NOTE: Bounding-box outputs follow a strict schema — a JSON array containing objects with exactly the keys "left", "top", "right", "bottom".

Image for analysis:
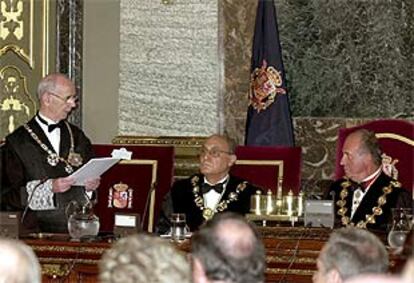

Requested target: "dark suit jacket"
[
  {"left": 327, "top": 172, "right": 412, "bottom": 231},
  {"left": 156, "top": 174, "right": 259, "bottom": 233},
  {"left": 1, "top": 117, "right": 94, "bottom": 233}
]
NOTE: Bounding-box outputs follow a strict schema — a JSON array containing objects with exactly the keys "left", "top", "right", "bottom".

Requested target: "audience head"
[
  {"left": 99, "top": 233, "right": 191, "bottom": 283},
  {"left": 345, "top": 274, "right": 402, "bottom": 283},
  {"left": 340, "top": 129, "right": 382, "bottom": 182},
  {"left": 402, "top": 257, "right": 414, "bottom": 283},
  {"left": 191, "top": 212, "right": 266, "bottom": 283},
  {"left": 313, "top": 227, "right": 388, "bottom": 283},
  {"left": 199, "top": 134, "right": 237, "bottom": 184},
  {"left": 37, "top": 73, "right": 78, "bottom": 121},
  {"left": 0, "top": 238, "right": 41, "bottom": 283}
]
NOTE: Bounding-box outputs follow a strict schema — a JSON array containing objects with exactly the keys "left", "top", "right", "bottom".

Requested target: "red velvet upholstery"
[
  {"left": 93, "top": 145, "right": 174, "bottom": 233},
  {"left": 334, "top": 119, "right": 414, "bottom": 192},
  {"left": 230, "top": 146, "right": 302, "bottom": 195}
]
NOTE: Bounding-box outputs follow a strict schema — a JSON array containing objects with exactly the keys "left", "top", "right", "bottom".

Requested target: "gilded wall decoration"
[
  {"left": 0, "top": 0, "right": 56, "bottom": 141},
  {"left": 0, "top": 0, "right": 34, "bottom": 67},
  {"left": 0, "top": 65, "right": 35, "bottom": 135}
]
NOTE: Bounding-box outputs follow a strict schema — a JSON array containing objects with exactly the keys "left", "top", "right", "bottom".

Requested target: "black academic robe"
[
  {"left": 1, "top": 117, "right": 94, "bottom": 233},
  {"left": 156, "top": 174, "right": 259, "bottom": 233},
  {"left": 327, "top": 172, "right": 412, "bottom": 231}
]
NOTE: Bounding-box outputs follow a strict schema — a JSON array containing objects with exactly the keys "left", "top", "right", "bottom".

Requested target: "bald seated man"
[
  {"left": 156, "top": 134, "right": 259, "bottom": 233},
  {"left": 326, "top": 129, "right": 411, "bottom": 231},
  {"left": 1, "top": 73, "right": 100, "bottom": 233},
  {"left": 191, "top": 212, "right": 266, "bottom": 283}
]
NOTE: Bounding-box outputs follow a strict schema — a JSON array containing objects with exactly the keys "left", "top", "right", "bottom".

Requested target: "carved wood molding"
[{"left": 112, "top": 136, "right": 208, "bottom": 179}]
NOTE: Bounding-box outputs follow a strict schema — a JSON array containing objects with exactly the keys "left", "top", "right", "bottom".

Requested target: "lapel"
[
  {"left": 223, "top": 175, "right": 237, "bottom": 198},
  {"left": 27, "top": 118, "right": 56, "bottom": 153},
  {"left": 344, "top": 185, "right": 355, "bottom": 219},
  {"left": 351, "top": 172, "right": 387, "bottom": 222},
  {"left": 59, "top": 122, "right": 71, "bottom": 158}
]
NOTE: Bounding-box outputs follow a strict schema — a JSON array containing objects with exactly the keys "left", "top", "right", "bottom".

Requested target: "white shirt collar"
[
  {"left": 204, "top": 174, "right": 229, "bottom": 186},
  {"left": 361, "top": 167, "right": 382, "bottom": 183}
]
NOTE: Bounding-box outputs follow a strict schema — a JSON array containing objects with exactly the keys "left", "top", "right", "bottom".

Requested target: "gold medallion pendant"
[
  {"left": 68, "top": 150, "right": 83, "bottom": 167},
  {"left": 202, "top": 208, "right": 214, "bottom": 220},
  {"left": 47, "top": 153, "right": 59, "bottom": 166},
  {"left": 65, "top": 164, "right": 74, "bottom": 174}
]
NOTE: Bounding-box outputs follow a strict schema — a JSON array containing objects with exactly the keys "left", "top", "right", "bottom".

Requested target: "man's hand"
[
  {"left": 84, "top": 177, "right": 101, "bottom": 192},
  {"left": 52, "top": 176, "right": 75, "bottom": 193}
]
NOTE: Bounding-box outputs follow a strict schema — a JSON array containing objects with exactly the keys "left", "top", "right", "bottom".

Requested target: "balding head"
[
  {"left": 0, "top": 238, "right": 41, "bottom": 283},
  {"left": 191, "top": 212, "right": 265, "bottom": 283},
  {"left": 37, "top": 73, "right": 77, "bottom": 121},
  {"left": 214, "top": 217, "right": 256, "bottom": 259},
  {"left": 313, "top": 227, "right": 388, "bottom": 283}
]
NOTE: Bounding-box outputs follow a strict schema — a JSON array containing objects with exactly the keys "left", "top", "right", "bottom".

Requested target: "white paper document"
[{"left": 70, "top": 157, "right": 120, "bottom": 186}]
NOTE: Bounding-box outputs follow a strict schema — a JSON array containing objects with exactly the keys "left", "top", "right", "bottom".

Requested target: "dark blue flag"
[{"left": 245, "top": 0, "right": 294, "bottom": 146}]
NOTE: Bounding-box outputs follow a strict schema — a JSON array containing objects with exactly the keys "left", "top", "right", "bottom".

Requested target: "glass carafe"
[
  {"left": 66, "top": 201, "right": 100, "bottom": 240},
  {"left": 387, "top": 208, "right": 411, "bottom": 250}
]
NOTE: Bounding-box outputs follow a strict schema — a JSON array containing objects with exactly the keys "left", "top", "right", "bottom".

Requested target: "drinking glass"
[
  {"left": 170, "top": 213, "right": 187, "bottom": 242},
  {"left": 387, "top": 208, "right": 411, "bottom": 250}
]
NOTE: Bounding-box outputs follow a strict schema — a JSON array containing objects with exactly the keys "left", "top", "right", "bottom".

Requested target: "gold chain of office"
[
  {"left": 336, "top": 178, "right": 398, "bottom": 228},
  {"left": 190, "top": 175, "right": 247, "bottom": 221},
  {"left": 23, "top": 122, "right": 83, "bottom": 173}
]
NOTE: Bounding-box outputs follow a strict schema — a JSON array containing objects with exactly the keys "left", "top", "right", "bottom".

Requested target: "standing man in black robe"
[
  {"left": 326, "top": 129, "right": 411, "bottom": 231},
  {"left": 1, "top": 73, "right": 100, "bottom": 233},
  {"left": 157, "top": 134, "right": 259, "bottom": 233}
]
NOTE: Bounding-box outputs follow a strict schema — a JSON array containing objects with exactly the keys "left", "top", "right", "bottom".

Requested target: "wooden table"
[{"left": 24, "top": 227, "right": 407, "bottom": 283}]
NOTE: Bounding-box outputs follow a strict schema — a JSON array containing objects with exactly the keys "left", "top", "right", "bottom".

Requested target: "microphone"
[
  {"left": 21, "top": 177, "right": 49, "bottom": 224},
  {"left": 141, "top": 182, "right": 157, "bottom": 231},
  {"left": 329, "top": 190, "right": 336, "bottom": 200}
]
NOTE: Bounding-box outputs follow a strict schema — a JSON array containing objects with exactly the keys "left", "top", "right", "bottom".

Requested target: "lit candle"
[
  {"left": 298, "top": 191, "right": 304, "bottom": 216},
  {"left": 266, "top": 190, "right": 274, "bottom": 215},
  {"left": 287, "top": 190, "right": 293, "bottom": 216}
]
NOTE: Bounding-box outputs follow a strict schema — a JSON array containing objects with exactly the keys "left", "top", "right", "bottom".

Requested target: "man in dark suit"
[
  {"left": 326, "top": 129, "right": 411, "bottom": 231},
  {"left": 1, "top": 73, "right": 100, "bottom": 233},
  {"left": 157, "top": 134, "right": 259, "bottom": 233}
]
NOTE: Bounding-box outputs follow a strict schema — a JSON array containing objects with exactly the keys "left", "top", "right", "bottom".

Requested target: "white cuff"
[{"left": 26, "top": 179, "right": 56, "bottom": 210}]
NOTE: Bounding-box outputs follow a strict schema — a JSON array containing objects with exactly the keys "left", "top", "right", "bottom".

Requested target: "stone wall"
[
  {"left": 118, "top": 0, "right": 413, "bottom": 193},
  {"left": 119, "top": 0, "right": 220, "bottom": 136}
]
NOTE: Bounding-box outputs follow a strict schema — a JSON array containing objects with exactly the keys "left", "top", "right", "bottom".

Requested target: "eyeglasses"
[
  {"left": 48, "top": 91, "right": 78, "bottom": 103},
  {"left": 199, "top": 147, "right": 232, "bottom": 158}
]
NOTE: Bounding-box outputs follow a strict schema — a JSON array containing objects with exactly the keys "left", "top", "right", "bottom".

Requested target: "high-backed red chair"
[
  {"left": 335, "top": 119, "right": 414, "bottom": 193},
  {"left": 93, "top": 145, "right": 174, "bottom": 233},
  {"left": 230, "top": 146, "right": 302, "bottom": 195}
]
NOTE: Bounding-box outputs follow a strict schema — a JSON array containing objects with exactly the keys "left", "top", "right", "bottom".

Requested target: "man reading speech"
[{"left": 1, "top": 73, "right": 100, "bottom": 233}]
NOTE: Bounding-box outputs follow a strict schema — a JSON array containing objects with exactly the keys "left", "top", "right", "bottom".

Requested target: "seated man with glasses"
[
  {"left": 1, "top": 73, "right": 100, "bottom": 233},
  {"left": 156, "top": 134, "right": 259, "bottom": 233}
]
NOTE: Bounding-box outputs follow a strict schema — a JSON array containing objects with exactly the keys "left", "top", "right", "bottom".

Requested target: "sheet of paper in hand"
[{"left": 70, "top": 157, "right": 120, "bottom": 186}]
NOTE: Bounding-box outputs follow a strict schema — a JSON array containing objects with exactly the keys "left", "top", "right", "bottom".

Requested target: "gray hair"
[
  {"left": 99, "top": 234, "right": 191, "bottom": 283},
  {"left": 192, "top": 212, "right": 266, "bottom": 283},
  {"left": 37, "top": 73, "right": 72, "bottom": 99},
  {"left": 350, "top": 129, "right": 382, "bottom": 166},
  {"left": 207, "top": 134, "right": 237, "bottom": 154},
  {"left": 319, "top": 227, "right": 388, "bottom": 281},
  {"left": 0, "top": 238, "right": 41, "bottom": 283}
]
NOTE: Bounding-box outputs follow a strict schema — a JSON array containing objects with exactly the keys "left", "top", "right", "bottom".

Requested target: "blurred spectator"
[
  {"left": 191, "top": 212, "right": 266, "bottom": 283},
  {"left": 0, "top": 238, "right": 41, "bottom": 283},
  {"left": 313, "top": 227, "right": 388, "bottom": 283},
  {"left": 99, "top": 233, "right": 191, "bottom": 283}
]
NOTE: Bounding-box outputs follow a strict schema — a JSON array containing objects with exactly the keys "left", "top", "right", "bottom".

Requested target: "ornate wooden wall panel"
[{"left": 0, "top": 0, "right": 56, "bottom": 141}]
